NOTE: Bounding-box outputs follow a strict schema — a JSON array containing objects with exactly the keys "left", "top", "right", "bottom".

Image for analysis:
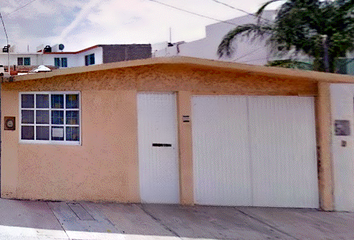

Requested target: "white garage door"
[
  {"left": 138, "top": 93, "right": 179, "bottom": 204},
  {"left": 192, "top": 95, "right": 319, "bottom": 208}
]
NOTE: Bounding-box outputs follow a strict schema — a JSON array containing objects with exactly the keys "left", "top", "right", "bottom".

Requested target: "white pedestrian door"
[
  {"left": 137, "top": 93, "right": 179, "bottom": 204},
  {"left": 192, "top": 95, "right": 318, "bottom": 208}
]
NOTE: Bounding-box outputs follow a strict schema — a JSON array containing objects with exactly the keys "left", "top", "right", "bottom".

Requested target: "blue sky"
[{"left": 0, "top": 0, "right": 280, "bottom": 52}]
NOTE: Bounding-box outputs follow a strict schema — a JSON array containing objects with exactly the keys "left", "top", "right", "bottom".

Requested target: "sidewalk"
[{"left": 0, "top": 198, "right": 353, "bottom": 239}]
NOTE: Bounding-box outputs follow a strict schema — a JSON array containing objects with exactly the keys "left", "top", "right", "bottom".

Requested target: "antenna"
[{"left": 169, "top": 27, "right": 172, "bottom": 43}]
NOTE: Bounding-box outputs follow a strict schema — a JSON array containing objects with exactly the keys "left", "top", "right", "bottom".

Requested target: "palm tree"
[{"left": 218, "top": 0, "right": 354, "bottom": 73}]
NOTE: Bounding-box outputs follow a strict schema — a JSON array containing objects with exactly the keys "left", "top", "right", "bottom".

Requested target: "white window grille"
[{"left": 20, "top": 92, "right": 80, "bottom": 145}]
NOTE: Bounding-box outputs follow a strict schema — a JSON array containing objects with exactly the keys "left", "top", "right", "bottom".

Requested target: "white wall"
[
  {"left": 76, "top": 47, "right": 103, "bottom": 66},
  {"left": 42, "top": 47, "right": 103, "bottom": 68},
  {"left": 41, "top": 54, "right": 77, "bottom": 68},
  {"left": 154, "top": 11, "right": 275, "bottom": 65},
  {"left": 0, "top": 47, "right": 103, "bottom": 69},
  {"left": 330, "top": 83, "right": 354, "bottom": 211},
  {"left": 0, "top": 53, "right": 41, "bottom": 67}
]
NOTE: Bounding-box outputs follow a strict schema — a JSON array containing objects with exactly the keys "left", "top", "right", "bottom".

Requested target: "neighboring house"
[
  {"left": 0, "top": 44, "right": 151, "bottom": 74},
  {"left": 153, "top": 11, "right": 279, "bottom": 65},
  {"left": 1, "top": 56, "right": 354, "bottom": 211},
  {"left": 153, "top": 11, "right": 354, "bottom": 75}
]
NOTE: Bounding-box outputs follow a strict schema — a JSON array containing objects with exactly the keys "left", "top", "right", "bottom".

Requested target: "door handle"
[{"left": 152, "top": 143, "right": 172, "bottom": 147}]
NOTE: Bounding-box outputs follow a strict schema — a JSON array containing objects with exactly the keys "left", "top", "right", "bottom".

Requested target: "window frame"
[
  {"left": 85, "top": 53, "right": 95, "bottom": 66},
  {"left": 19, "top": 91, "right": 81, "bottom": 145},
  {"left": 54, "top": 57, "right": 68, "bottom": 68},
  {"left": 61, "top": 57, "right": 68, "bottom": 68},
  {"left": 54, "top": 58, "right": 60, "bottom": 67},
  {"left": 24, "top": 57, "right": 31, "bottom": 66},
  {"left": 18, "top": 57, "right": 31, "bottom": 66},
  {"left": 17, "top": 57, "right": 23, "bottom": 66}
]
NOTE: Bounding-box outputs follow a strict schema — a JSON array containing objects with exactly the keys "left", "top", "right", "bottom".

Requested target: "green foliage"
[
  {"left": 266, "top": 59, "right": 313, "bottom": 69},
  {"left": 218, "top": 0, "right": 354, "bottom": 72},
  {"left": 218, "top": 24, "right": 272, "bottom": 57}
]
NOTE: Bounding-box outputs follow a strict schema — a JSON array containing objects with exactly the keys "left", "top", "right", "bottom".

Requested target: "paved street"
[{"left": 0, "top": 198, "right": 353, "bottom": 239}]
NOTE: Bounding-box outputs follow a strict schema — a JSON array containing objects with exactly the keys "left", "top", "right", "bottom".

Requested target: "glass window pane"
[
  {"left": 66, "top": 94, "right": 79, "bottom": 109},
  {"left": 36, "top": 110, "right": 49, "bottom": 124},
  {"left": 36, "top": 126, "right": 49, "bottom": 140},
  {"left": 51, "top": 126, "right": 64, "bottom": 141},
  {"left": 36, "top": 94, "right": 49, "bottom": 108},
  {"left": 22, "top": 110, "right": 34, "bottom": 124},
  {"left": 90, "top": 54, "right": 95, "bottom": 65},
  {"left": 54, "top": 58, "right": 60, "bottom": 67},
  {"left": 21, "top": 126, "right": 34, "bottom": 140},
  {"left": 21, "top": 94, "right": 34, "bottom": 108},
  {"left": 24, "top": 57, "right": 31, "bottom": 66},
  {"left": 66, "top": 111, "right": 79, "bottom": 125},
  {"left": 85, "top": 55, "right": 89, "bottom": 66},
  {"left": 61, "top": 58, "right": 67, "bottom": 67},
  {"left": 18, "top": 57, "right": 23, "bottom": 66},
  {"left": 51, "top": 94, "right": 63, "bottom": 109},
  {"left": 66, "top": 127, "right": 79, "bottom": 141},
  {"left": 51, "top": 111, "right": 64, "bottom": 124}
]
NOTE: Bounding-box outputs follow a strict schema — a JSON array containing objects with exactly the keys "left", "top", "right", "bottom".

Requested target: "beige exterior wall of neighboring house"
[{"left": 2, "top": 57, "right": 354, "bottom": 210}]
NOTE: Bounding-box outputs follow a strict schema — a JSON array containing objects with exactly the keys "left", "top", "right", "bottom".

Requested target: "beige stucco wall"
[
  {"left": 2, "top": 87, "right": 139, "bottom": 202},
  {"left": 2, "top": 64, "right": 318, "bottom": 95},
  {"left": 1, "top": 63, "right": 323, "bottom": 204}
]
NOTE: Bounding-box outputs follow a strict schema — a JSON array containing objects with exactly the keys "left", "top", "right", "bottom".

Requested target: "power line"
[
  {"left": 6, "top": 0, "right": 38, "bottom": 16},
  {"left": 148, "top": 0, "right": 273, "bottom": 62},
  {"left": 211, "top": 0, "right": 271, "bottom": 23},
  {"left": 209, "top": 0, "right": 273, "bottom": 62},
  {"left": 211, "top": 0, "right": 257, "bottom": 18},
  {"left": 148, "top": 0, "right": 238, "bottom": 26},
  {"left": 232, "top": 46, "right": 264, "bottom": 61},
  {"left": 0, "top": 13, "right": 9, "bottom": 44}
]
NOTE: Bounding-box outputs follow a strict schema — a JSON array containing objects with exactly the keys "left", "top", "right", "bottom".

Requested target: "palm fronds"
[
  {"left": 217, "top": 24, "right": 272, "bottom": 57},
  {"left": 218, "top": 0, "right": 354, "bottom": 72}
]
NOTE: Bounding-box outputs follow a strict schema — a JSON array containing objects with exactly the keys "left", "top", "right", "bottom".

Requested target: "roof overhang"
[
  {"left": 7, "top": 56, "right": 354, "bottom": 84},
  {"left": 42, "top": 45, "right": 100, "bottom": 55}
]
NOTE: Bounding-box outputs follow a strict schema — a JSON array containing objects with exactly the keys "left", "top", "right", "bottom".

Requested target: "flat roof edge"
[{"left": 7, "top": 56, "right": 354, "bottom": 83}]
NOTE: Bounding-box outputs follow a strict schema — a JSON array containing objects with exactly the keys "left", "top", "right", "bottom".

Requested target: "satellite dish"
[{"left": 59, "top": 44, "right": 65, "bottom": 51}]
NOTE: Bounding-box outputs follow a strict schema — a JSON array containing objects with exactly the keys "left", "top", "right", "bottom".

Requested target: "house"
[
  {"left": 153, "top": 11, "right": 283, "bottom": 65},
  {"left": 0, "top": 44, "right": 151, "bottom": 74},
  {"left": 1, "top": 56, "right": 354, "bottom": 211},
  {"left": 153, "top": 11, "right": 354, "bottom": 75}
]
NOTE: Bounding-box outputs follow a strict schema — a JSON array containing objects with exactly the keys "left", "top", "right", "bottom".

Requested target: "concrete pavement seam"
[
  {"left": 138, "top": 204, "right": 181, "bottom": 239},
  {"left": 46, "top": 202, "right": 71, "bottom": 240},
  {"left": 236, "top": 208, "right": 299, "bottom": 240}
]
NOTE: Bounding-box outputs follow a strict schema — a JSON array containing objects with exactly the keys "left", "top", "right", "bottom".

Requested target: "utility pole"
[{"left": 322, "top": 35, "right": 330, "bottom": 73}]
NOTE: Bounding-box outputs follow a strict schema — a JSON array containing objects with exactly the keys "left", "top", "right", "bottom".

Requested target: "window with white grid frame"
[{"left": 20, "top": 92, "right": 80, "bottom": 144}]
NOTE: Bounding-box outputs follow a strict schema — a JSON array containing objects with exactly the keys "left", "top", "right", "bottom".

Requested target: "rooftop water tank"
[{"left": 44, "top": 45, "right": 52, "bottom": 53}]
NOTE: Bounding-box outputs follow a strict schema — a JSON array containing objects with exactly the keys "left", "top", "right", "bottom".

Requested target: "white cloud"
[
  {"left": 54, "top": 0, "right": 106, "bottom": 43},
  {"left": 0, "top": 0, "right": 282, "bottom": 52}
]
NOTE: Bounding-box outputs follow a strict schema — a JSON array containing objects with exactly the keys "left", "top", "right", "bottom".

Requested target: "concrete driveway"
[{"left": 0, "top": 199, "right": 353, "bottom": 240}]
